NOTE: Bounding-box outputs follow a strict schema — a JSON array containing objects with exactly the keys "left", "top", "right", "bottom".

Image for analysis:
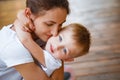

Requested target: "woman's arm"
[
  {"left": 51, "top": 61, "right": 64, "bottom": 80},
  {"left": 14, "top": 62, "right": 51, "bottom": 80},
  {"left": 14, "top": 62, "right": 64, "bottom": 80}
]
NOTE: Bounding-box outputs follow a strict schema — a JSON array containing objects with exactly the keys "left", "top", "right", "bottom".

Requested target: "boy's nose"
[{"left": 54, "top": 45, "right": 63, "bottom": 51}]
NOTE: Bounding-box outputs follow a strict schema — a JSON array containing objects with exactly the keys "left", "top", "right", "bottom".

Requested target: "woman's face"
[{"left": 31, "top": 8, "right": 67, "bottom": 42}]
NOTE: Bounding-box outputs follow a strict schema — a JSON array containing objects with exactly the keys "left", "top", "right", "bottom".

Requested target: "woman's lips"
[{"left": 47, "top": 35, "right": 52, "bottom": 39}]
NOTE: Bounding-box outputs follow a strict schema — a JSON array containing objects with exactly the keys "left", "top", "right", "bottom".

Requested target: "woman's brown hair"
[{"left": 26, "top": 0, "right": 70, "bottom": 15}]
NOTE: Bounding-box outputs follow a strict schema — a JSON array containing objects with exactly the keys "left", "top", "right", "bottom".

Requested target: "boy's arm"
[
  {"left": 14, "top": 20, "right": 64, "bottom": 80},
  {"left": 22, "top": 38, "right": 46, "bottom": 66},
  {"left": 14, "top": 19, "right": 45, "bottom": 66}
]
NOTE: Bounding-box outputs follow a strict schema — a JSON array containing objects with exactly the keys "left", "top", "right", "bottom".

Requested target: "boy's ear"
[
  {"left": 24, "top": 8, "right": 31, "bottom": 19},
  {"left": 64, "top": 58, "right": 74, "bottom": 62}
]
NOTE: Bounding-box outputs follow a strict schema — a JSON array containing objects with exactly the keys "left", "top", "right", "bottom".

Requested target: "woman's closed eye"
[
  {"left": 46, "top": 23, "right": 54, "bottom": 26},
  {"left": 45, "top": 22, "right": 54, "bottom": 26}
]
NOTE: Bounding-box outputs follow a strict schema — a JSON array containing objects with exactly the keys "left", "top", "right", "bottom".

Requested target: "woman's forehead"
[{"left": 38, "top": 8, "right": 67, "bottom": 22}]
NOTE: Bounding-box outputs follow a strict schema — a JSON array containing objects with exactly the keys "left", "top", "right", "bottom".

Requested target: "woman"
[{"left": 0, "top": 0, "right": 70, "bottom": 80}]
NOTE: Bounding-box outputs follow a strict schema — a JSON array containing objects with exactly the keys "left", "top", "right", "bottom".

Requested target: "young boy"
[{"left": 15, "top": 21, "right": 91, "bottom": 77}]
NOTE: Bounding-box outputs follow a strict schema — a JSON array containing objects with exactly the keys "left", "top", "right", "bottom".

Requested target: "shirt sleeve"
[{"left": 41, "top": 50, "right": 62, "bottom": 77}]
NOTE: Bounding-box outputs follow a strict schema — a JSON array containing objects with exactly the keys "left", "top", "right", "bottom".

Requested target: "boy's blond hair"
[{"left": 63, "top": 23, "right": 91, "bottom": 58}]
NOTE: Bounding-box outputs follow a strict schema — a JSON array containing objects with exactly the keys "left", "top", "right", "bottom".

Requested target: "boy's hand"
[
  {"left": 17, "top": 10, "right": 35, "bottom": 32},
  {"left": 14, "top": 19, "right": 33, "bottom": 43}
]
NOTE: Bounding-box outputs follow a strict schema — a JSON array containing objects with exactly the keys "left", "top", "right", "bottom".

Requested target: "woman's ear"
[{"left": 24, "top": 8, "right": 31, "bottom": 19}]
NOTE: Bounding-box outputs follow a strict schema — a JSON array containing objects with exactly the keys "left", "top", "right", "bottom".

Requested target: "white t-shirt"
[
  {"left": 0, "top": 24, "right": 61, "bottom": 79},
  {"left": 42, "top": 50, "right": 62, "bottom": 76},
  {"left": 0, "top": 24, "right": 34, "bottom": 80}
]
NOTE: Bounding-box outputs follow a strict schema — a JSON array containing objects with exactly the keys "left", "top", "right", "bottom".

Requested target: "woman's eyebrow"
[{"left": 47, "top": 21, "right": 56, "bottom": 23}]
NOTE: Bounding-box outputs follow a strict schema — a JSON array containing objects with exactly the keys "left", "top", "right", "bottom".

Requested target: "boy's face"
[{"left": 45, "top": 28, "right": 82, "bottom": 61}]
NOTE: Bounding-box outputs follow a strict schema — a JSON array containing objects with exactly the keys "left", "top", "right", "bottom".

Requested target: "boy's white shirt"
[{"left": 41, "top": 50, "right": 62, "bottom": 76}]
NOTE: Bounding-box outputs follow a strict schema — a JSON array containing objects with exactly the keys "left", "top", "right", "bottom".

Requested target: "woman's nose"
[
  {"left": 52, "top": 30, "right": 57, "bottom": 36},
  {"left": 51, "top": 26, "right": 59, "bottom": 36}
]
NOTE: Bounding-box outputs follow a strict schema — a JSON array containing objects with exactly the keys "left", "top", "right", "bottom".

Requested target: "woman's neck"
[{"left": 31, "top": 33, "right": 39, "bottom": 40}]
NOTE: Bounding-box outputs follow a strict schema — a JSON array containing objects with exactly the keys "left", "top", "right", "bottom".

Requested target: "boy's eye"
[
  {"left": 59, "top": 35, "right": 62, "bottom": 42},
  {"left": 63, "top": 48, "right": 67, "bottom": 54}
]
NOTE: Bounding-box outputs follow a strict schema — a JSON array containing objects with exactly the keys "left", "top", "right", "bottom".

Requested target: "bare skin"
[{"left": 14, "top": 62, "right": 64, "bottom": 80}]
